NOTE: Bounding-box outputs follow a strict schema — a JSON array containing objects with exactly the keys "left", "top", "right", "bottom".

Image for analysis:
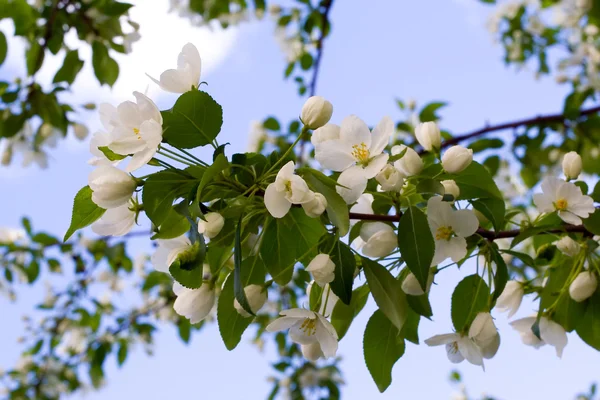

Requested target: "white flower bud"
[
  {"left": 1, "top": 146, "right": 12, "bottom": 166},
  {"left": 73, "top": 123, "right": 89, "bottom": 140},
  {"left": 302, "top": 192, "right": 327, "bottom": 218},
  {"left": 301, "top": 96, "right": 333, "bottom": 129},
  {"left": 401, "top": 270, "right": 434, "bottom": 296},
  {"left": 198, "top": 212, "right": 225, "bottom": 239},
  {"left": 441, "top": 179, "right": 460, "bottom": 200},
  {"left": 234, "top": 284, "right": 268, "bottom": 317},
  {"left": 562, "top": 151, "right": 582, "bottom": 180},
  {"left": 415, "top": 122, "right": 441, "bottom": 152},
  {"left": 301, "top": 342, "right": 324, "bottom": 362},
  {"left": 441, "top": 145, "right": 473, "bottom": 174},
  {"left": 392, "top": 144, "right": 423, "bottom": 176},
  {"left": 359, "top": 222, "right": 397, "bottom": 257},
  {"left": 88, "top": 165, "right": 137, "bottom": 209},
  {"left": 555, "top": 236, "right": 581, "bottom": 257},
  {"left": 39, "top": 123, "right": 54, "bottom": 138},
  {"left": 569, "top": 271, "right": 598, "bottom": 302},
  {"left": 306, "top": 254, "right": 335, "bottom": 287},
  {"left": 375, "top": 164, "right": 404, "bottom": 192},
  {"left": 311, "top": 123, "right": 340, "bottom": 146}
]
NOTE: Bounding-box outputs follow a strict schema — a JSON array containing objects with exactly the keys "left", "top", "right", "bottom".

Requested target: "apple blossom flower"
[
  {"left": 234, "top": 284, "right": 268, "bottom": 317},
  {"left": 442, "top": 146, "right": 473, "bottom": 174},
  {"left": 306, "top": 254, "right": 336, "bottom": 287},
  {"left": 427, "top": 196, "right": 478, "bottom": 266},
  {"left": 264, "top": 161, "right": 314, "bottom": 218},
  {"left": 147, "top": 43, "right": 201, "bottom": 93},
  {"left": 375, "top": 164, "right": 404, "bottom": 192},
  {"left": 311, "top": 124, "right": 340, "bottom": 146},
  {"left": 198, "top": 212, "right": 225, "bottom": 239},
  {"left": 88, "top": 165, "right": 137, "bottom": 209},
  {"left": 302, "top": 192, "right": 327, "bottom": 218},
  {"left": 266, "top": 308, "right": 338, "bottom": 358},
  {"left": 533, "top": 177, "right": 595, "bottom": 225},
  {"left": 391, "top": 144, "right": 423, "bottom": 176},
  {"left": 569, "top": 271, "right": 598, "bottom": 302},
  {"left": 359, "top": 222, "right": 397, "bottom": 258},
  {"left": 301, "top": 96, "right": 333, "bottom": 129},
  {"left": 104, "top": 92, "right": 163, "bottom": 172},
  {"left": 401, "top": 269, "right": 435, "bottom": 296},
  {"left": 495, "top": 280, "right": 524, "bottom": 318},
  {"left": 173, "top": 282, "right": 215, "bottom": 323},
  {"left": 91, "top": 200, "right": 136, "bottom": 236},
  {"left": 415, "top": 122, "right": 441, "bottom": 152},
  {"left": 510, "top": 316, "right": 567, "bottom": 357},
  {"left": 88, "top": 131, "right": 116, "bottom": 166},
  {"left": 151, "top": 235, "right": 193, "bottom": 273},
  {"left": 301, "top": 342, "right": 325, "bottom": 362},
  {"left": 562, "top": 151, "right": 582, "bottom": 179},
  {"left": 314, "top": 115, "right": 392, "bottom": 204},
  {"left": 555, "top": 236, "right": 581, "bottom": 257},
  {"left": 442, "top": 180, "right": 460, "bottom": 200}
]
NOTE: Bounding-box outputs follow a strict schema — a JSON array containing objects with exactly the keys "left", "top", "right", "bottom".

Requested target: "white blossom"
[
  {"left": 306, "top": 254, "right": 336, "bottom": 287},
  {"left": 151, "top": 235, "right": 192, "bottom": 273},
  {"left": 495, "top": 280, "right": 524, "bottom": 318},
  {"left": 173, "top": 282, "right": 215, "bottom": 323},
  {"left": 88, "top": 131, "right": 116, "bottom": 166},
  {"left": 147, "top": 43, "right": 201, "bottom": 93},
  {"left": 302, "top": 192, "right": 327, "bottom": 218},
  {"left": 533, "top": 177, "right": 595, "bottom": 225},
  {"left": 427, "top": 196, "right": 478, "bottom": 266},
  {"left": 511, "top": 316, "right": 567, "bottom": 357},
  {"left": 266, "top": 308, "right": 338, "bottom": 358},
  {"left": 91, "top": 200, "right": 136, "bottom": 236},
  {"left": 234, "top": 284, "right": 268, "bottom": 317},
  {"left": 264, "top": 161, "right": 314, "bottom": 218},
  {"left": 301, "top": 96, "right": 333, "bottom": 129},
  {"left": 442, "top": 180, "right": 460, "bottom": 200},
  {"left": 375, "top": 164, "right": 404, "bottom": 192},
  {"left": 442, "top": 146, "right": 473, "bottom": 174},
  {"left": 311, "top": 124, "right": 340, "bottom": 146},
  {"left": 359, "top": 222, "right": 397, "bottom": 258},
  {"left": 88, "top": 165, "right": 137, "bottom": 209},
  {"left": 569, "top": 271, "right": 598, "bottom": 302},
  {"left": 401, "top": 269, "right": 434, "bottom": 296},
  {"left": 415, "top": 122, "right": 441, "bottom": 152},
  {"left": 562, "top": 151, "right": 583, "bottom": 179},
  {"left": 198, "top": 212, "right": 225, "bottom": 239},
  {"left": 555, "top": 236, "right": 581, "bottom": 257},
  {"left": 391, "top": 144, "right": 423, "bottom": 176}
]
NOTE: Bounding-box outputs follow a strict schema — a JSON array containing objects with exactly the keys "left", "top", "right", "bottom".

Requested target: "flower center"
[
  {"left": 435, "top": 226, "right": 454, "bottom": 241},
  {"left": 448, "top": 341, "right": 459, "bottom": 355},
  {"left": 300, "top": 318, "right": 317, "bottom": 336},
  {"left": 284, "top": 180, "right": 292, "bottom": 193},
  {"left": 351, "top": 142, "right": 370, "bottom": 163},
  {"left": 133, "top": 127, "right": 142, "bottom": 140},
  {"left": 555, "top": 198, "right": 568, "bottom": 211}
]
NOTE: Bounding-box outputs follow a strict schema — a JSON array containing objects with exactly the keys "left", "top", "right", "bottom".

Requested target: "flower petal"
[
  {"left": 369, "top": 116, "right": 393, "bottom": 156},
  {"left": 425, "top": 333, "right": 460, "bottom": 346},
  {"left": 315, "top": 140, "right": 355, "bottom": 171},
  {"left": 339, "top": 115, "right": 371, "bottom": 148},
  {"left": 264, "top": 183, "right": 291, "bottom": 218},
  {"left": 337, "top": 166, "right": 368, "bottom": 204},
  {"left": 451, "top": 209, "right": 479, "bottom": 238},
  {"left": 266, "top": 316, "right": 300, "bottom": 333}
]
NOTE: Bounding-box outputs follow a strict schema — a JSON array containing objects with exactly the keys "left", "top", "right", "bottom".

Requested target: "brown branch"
[{"left": 308, "top": 0, "right": 334, "bottom": 97}]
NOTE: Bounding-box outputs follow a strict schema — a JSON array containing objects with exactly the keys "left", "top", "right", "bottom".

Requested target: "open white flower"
[
  {"left": 151, "top": 235, "right": 193, "bottom": 273},
  {"left": 198, "top": 212, "right": 225, "bottom": 239},
  {"left": 392, "top": 144, "right": 423, "bottom": 176},
  {"left": 314, "top": 115, "right": 392, "bottom": 204},
  {"left": 234, "top": 284, "right": 268, "bottom": 317},
  {"left": 359, "top": 222, "right": 397, "bottom": 257},
  {"left": 173, "top": 282, "right": 215, "bottom": 324},
  {"left": 555, "top": 236, "right": 581, "bottom": 257},
  {"left": 147, "top": 43, "right": 201, "bottom": 93},
  {"left": 402, "top": 269, "right": 435, "bottom": 296},
  {"left": 510, "top": 316, "right": 567, "bottom": 357},
  {"left": 266, "top": 308, "right": 338, "bottom": 358},
  {"left": 91, "top": 200, "right": 136, "bottom": 236},
  {"left": 495, "top": 280, "right": 524, "bottom": 318},
  {"left": 569, "top": 271, "right": 598, "bottom": 302},
  {"left": 306, "top": 254, "right": 336, "bottom": 287},
  {"left": 311, "top": 124, "right": 340, "bottom": 146},
  {"left": 264, "top": 161, "right": 314, "bottom": 218},
  {"left": 427, "top": 196, "right": 478, "bottom": 266},
  {"left": 103, "top": 92, "right": 163, "bottom": 172},
  {"left": 88, "top": 165, "right": 137, "bottom": 209},
  {"left": 533, "top": 177, "right": 595, "bottom": 225}
]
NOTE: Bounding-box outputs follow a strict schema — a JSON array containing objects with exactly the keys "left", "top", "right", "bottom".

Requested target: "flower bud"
[
  {"left": 441, "top": 179, "right": 460, "bottom": 200},
  {"left": 301, "top": 96, "right": 333, "bottom": 129},
  {"left": 360, "top": 222, "right": 397, "bottom": 258},
  {"left": 441, "top": 145, "right": 473, "bottom": 174},
  {"left": 375, "top": 164, "right": 404, "bottom": 192},
  {"left": 555, "top": 236, "right": 580, "bottom": 257},
  {"left": 306, "top": 253, "right": 335, "bottom": 287},
  {"left": 562, "top": 151, "right": 582, "bottom": 180},
  {"left": 198, "top": 212, "right": 225, "bottom": 239},
  {"left": 234, "top": 284, "right": 268, "bottom": 317},
  {"left": 569, "top": 271, "right": 598, "bottom": 302},
  {"left": 392, "top": 145, "right": 423, "bottom": 176},
  {"left": 1, "top": 146, "right": 12, "bottom": 166},
  {"left": 415, "top": 122, "right": 441, "bottom": 152},
  {"left": 39, "top": 123, "right": 55, "bottom": 138},
  {"left": 73, "top": 123, "right": 89, "bottom": 140},
  {"left": 401, "top": 270, "right": 434, "bottom": 296},
  {"left": 302, "top": 192, "right": 327, "bottom": 218},
  {"left": 301, "top": 342, "right": 324, "bottom": 362},
  {"left": 311, "top": 123, "right": 340, "bottom": 146},
  {"left": 88, "top": 165, "right": 137, "bottom": 209}
]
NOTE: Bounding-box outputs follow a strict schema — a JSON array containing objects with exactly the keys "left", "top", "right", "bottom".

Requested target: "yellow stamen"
[
  {"left": 300, "top": 318, "right": 317, "bottom": 336},
  {"left": 351, "top": 142, "right": 370, "bottom": 162},
  {"left": 436, "top": 226, "right": 453, "bottom": 241},
  {"left": 133, "top": 127, "right": 141, "bottom": 140},
  {"left": 555, "top": 198, "right": 568, "bottom": 211}
]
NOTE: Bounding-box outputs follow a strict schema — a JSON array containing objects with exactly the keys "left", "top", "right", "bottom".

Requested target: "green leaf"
[
  {"left": 362, "top": 258, "right": 408, "bottom": 331},
  {"left": 541, "top": 260, "right": 586, "bottom": 332},
  {"left": 217, "top": 256, "right": 266, "bottom": 349},
  {"left": 151, "top": 207, "right": 190, "bottom": 239},
  {"left": 233, "top": 216, "right": 253, "bottom": 316},
  {"left": 363, "top": 310, "right": 405, "bottom": 393},
  {"left": 142, "top": 170, "right": 196, "bottom": 226},
  {"left": 591, "top": 181, "right": 600, "bottom": 203},
  {"left": 263, "top": 117, "right": 280, "bottom": 131},
  {"left": 331, "top": 284, "right": 370, "bottom": 339},
  {"left": 397, "top": 206, "right": 434, "bottom": 290},
  {"left": 162, "top": 90, "right": 223, "bottom": 148},
  {"left": 489, "top": 246, "right": 508, "bottom": 303},
  {"left": 169, "top": 241, "right": 205, "bottom": 289},
  {"left": 304, "top": 171, "right": 350, "bottom": 236},
  {"left": 451, "top": 274, "right": 489, "bottom": 332},
  {"left": 418, "top": 101, "right": 447, "bottom": 122},
  {"left": 400, "top": 307, "right": 421, "bottom": 344},
  {"left": 406, "top": 293, "right": 433, "bottom": 318},
  {"left": 416, "top": 179, "right": 444, "bottom": 195},
  {"left": 196, "top": 153, "right": 228, "bottom": 202},
  {"left": 320, "top": 237, "right": 356, "bottom": 305},
  {"left": 472, "top": 198, "right": 505, "bottom": 232},
  {"left": 468, "top": 138, "right": 503, "bottom": 154},
  {"left": 97, "top": 146, "right": 126, "bottom": 161},
  {"left": 117, "top": 342, "right": 128, "bottom": 366},
  {"left": 576, "top": 290, "right": 600, "bottom": 350},
  {"left": 453, "top": 161, "right": 502, "bottom": 200},
  {"left": 0, "top": 31, "right": 7, "bottom": 66},
  {"left": 53, "top": 50, "right": 84, "bottom": 85},
  {"left": 64, "top": 186, "right": 106, "bottom": 241},
  {"left": 26, "top": 40, "right": 44, "bottom": 76},
  {"left": 584, "top": 209, "right": 600, "bottom": 236},
  {"left": 92, "top": 42, "right": 119, "bottom": 86}
]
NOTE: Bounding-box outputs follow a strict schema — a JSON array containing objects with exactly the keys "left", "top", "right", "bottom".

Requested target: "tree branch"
[{"left": 308, "top": 0, "right": 334, "bottom": 97}]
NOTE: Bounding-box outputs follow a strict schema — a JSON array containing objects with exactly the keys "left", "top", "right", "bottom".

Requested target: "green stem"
[
  {"left": 261, "top": 128, "right": 306, "bottom": 179},
  {"left": 174, "top": 146, "right": 209, "bottom": 167},
  {"left": 158, "top": 148, "right": 196, "bottom": 167}
]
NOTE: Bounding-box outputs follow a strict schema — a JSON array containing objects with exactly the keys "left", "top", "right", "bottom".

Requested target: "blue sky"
[{"left": 1, "top": 0, "right": 599, "bottom": 398}]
